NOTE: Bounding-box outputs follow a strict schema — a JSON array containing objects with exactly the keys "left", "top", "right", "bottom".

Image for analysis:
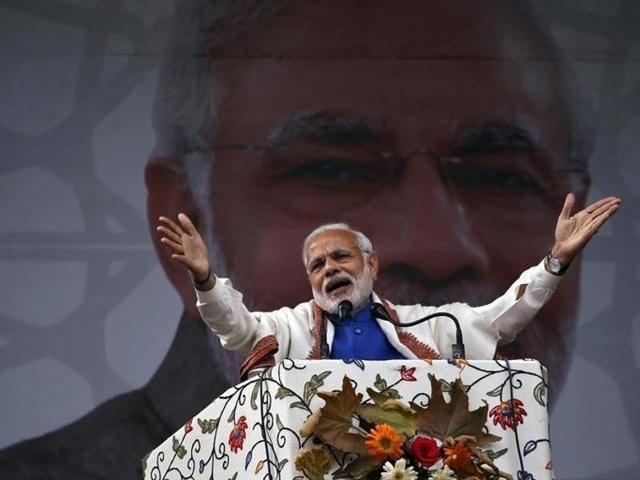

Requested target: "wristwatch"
[{"left": 545, "top": 251, "right": 569, "bottom": 275}]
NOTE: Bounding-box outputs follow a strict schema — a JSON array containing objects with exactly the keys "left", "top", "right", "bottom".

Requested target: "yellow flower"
[{"left": 364, "top": 423, "right": 404, "bottom": 461}]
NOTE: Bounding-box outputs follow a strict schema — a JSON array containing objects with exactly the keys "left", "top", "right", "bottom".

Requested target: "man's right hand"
[{"left": 157, "top": 213, "right": 213, "bottom": 288}]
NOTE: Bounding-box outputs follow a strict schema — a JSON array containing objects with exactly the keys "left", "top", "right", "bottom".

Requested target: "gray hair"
[{"left": 302, "top": 223, "right": 373, "bottom": 267}]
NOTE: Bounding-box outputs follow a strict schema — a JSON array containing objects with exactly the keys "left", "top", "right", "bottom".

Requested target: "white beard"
[{"left": 312, "top": 264, "right": 374, "bottom": 314}]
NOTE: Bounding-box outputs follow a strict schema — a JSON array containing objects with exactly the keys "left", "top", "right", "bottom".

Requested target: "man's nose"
[
  {"left": 368, "top": 158, "right": 489, "bottom": 280},
  {"left": 322, "top": 258, "right": 341, "bottom": 277}
]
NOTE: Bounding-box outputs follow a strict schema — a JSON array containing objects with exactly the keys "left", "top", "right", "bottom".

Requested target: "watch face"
[{"left": 550, "top": 257, "right": 562, "bottom": 273}]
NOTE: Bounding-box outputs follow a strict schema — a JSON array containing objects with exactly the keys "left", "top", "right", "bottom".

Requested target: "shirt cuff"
[
  {"left": 195, "top": 276, "right": 226, "bottom": 305},
  {"left": 531, "top": 258, "right": 563, "bottom": 291}
]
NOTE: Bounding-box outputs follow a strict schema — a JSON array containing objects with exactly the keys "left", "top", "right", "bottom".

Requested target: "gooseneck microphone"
[
  {"left": 338, "top": 300, "right": 353, "bottom": 322},
  {"left": 370, "top": 302, "right": 466, "bottom": 359},
  {"left": 320, "top": 300, "right": 354, "bottom": 359}
]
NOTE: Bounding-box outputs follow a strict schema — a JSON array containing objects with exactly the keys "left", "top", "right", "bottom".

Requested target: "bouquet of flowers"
[{"left": 295, "top": 374, "right": 512, "bottom": 480}]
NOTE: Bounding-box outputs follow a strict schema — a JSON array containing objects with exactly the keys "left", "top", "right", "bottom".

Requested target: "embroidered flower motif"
[
  {"left": 400, "top": 365, "right": 417, "bottom": 381},
  {"left": 228, "top": 415, "right": 248, "bottom": 453},
  {"left": 517, "top": 470, "right": 535, "bottom": 480},
  {"left": 409, "top": 435, "right": 440, "bottom": 468},
  {"left": 430, "top": 466, "right": 456, "bottom": 480},
  {"left": 184, "top": 418, "right": 193, "bottom": 434},
  {"left": 443, "top": 441, "right": 473, "bottom": 471},
  {"left": 489, "top": 398, "right": 527, "bottom": 430},
  {"left": 364, "top": 423, "right": 404, "bottom": 461},
  {"left": 380, "top": 458, "right": 418, "bottom": 480}
]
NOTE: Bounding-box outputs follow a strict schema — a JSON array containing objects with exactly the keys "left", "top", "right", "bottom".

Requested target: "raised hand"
[
  {"left": 157, "top": 213, "right": 211, "bottom": 283},
  {"left": 553, "top": 193, "right": 621, "bottom": 264}
]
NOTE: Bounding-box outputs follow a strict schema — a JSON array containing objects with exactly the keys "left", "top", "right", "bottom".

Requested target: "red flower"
[
  {"left": 228, "top": 416, "right": 248, "bottom": 453},
  {"left": 489, "top": 399, "right": 527, "bottom": 430},
  {"left": 400, "top": 365, "right": 417, "bottom": 382},
  {"left": 184, "top": 418, "right": 193, "bottom": 434},
  {"left": 410, "top": 436, "right": 440, "bottom": 468}
]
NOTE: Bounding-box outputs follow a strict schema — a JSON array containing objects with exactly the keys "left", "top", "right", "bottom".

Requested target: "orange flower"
[
  {"left": 364, "top": 423, "right": 404, "bottom": 461},
  {"left": 443, "top": 442, "right": 473, "bottom": 471}
]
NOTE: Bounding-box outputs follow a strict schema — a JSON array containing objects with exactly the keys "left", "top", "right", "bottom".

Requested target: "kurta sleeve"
[
  {"left": 195, "top": 277, "right": 262, "bottom": 355},
  {"left": 473, "top": 259, "right": 562, "bottom": 345}
]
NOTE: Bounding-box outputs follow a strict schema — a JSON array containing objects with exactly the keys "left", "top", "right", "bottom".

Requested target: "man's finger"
[
  {"left": 178, "top": 213, "right": 198, "bottom": 236},
  {"left": 160, "top": 236, "right": 184, "bottom": 254},
  {"left": 559, "top": 193, "right": 575, "bottom": 220},
  {"left": 157, "top": 225, "right": 182, "bottom": 243},
  {"left": 158, "top": 216, "right": 185, "bottom": 235},
  {"left": 584, "top": 196, "right": 618, "bottom": 214},
  {"left": 584, "top": 204, "right": 619, "bottom": 230},
  {"left": 588, "top": 199, "right": 620, "bottom": 218}
]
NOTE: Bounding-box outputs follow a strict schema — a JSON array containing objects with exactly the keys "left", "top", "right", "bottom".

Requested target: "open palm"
[
  {"left": 554, "top": 193, "right": 621, "bottom": 263},
  {"left": 157, "top": 213, "right": 210, "bottom": 281}
]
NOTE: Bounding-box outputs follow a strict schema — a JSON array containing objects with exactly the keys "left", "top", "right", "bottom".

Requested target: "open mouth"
[{"left": 325, "top": 277, "right": 352, "bottom": 295}]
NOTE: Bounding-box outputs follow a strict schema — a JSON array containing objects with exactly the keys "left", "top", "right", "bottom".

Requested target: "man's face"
[
  {"left": 306, "top": 230, "right": 378, "bottom": 313},
  {"left": 202, "top": 0, "right": 588, "bottom": 398}
]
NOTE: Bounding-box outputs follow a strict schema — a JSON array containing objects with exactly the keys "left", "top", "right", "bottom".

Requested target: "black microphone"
[
  {"left": 370, "top": 302, "right": 466, "bottom": 359},
  {"left": 338, "top": 300, "right": 353, "bottom": 322}
]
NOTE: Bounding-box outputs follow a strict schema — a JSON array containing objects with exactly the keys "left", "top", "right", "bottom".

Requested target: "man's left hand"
[{"left": 552, "top": 193, "right": 622, "bottom": 265}]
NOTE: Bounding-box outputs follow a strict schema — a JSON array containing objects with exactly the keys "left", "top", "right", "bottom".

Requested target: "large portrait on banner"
[{"left": 0, "top": 1, "right": 638, "bottom": 479}]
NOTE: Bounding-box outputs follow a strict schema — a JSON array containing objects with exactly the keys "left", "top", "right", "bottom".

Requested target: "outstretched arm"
[
  {"left": 156, "top": 213, "right": 215, "bottom": 290},
  {"left": 477, "top": 193, "right": 621, "bottom": 344}
]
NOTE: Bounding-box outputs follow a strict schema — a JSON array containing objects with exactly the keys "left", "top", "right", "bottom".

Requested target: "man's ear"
[
  {"left": 368, "top": 251, "right": 380, "bottom": 281},
  {"left": 145, "top": 156, "right": 203, "bottom": 318}
]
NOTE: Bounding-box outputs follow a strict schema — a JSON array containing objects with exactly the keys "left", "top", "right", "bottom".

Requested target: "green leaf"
[
  {"left": 198, "top": 418, "right": 219, "bottom": 434},
  {"left": 276, "top": 414, "right": 284, "bottom": 431},
  {"left": 277, "top": 458, "right": 288, "bottom": 472},
  {"left": 172, "top": 437, "right": 187, "bottom": 460},
  {"left": 412, "top": 374, "right": 500, "bottom": 446},
  {"left": 486, "top": 447, "right": 508, "bottom": 460},
  {"left": 250, "top": 380, "right": 261, "bottom": 410},
  {"left": 303, "top": 371, "right": 333, "bottom": 403},
  {"left": 534, "top": 381, "right": 547, "bottom": 407},
  {"left": 386, "top": 388, "right": 401, "bottom": 399},
  {"left": 485, "top": 384, "right": 503, "bottom": 397},
  {"left": 439, "top": 379, "right": 452, "bottom": 393},
  {"left": 373, "top": 373, "right": 388, "bottom": 392},
  {"left": 275, "top": 387, "right": 294, "bottom": 399},
  {"left": 290, "top": 401, "right": 308, "bottom": 410},
  {"left": 358, "top": 388, "right": 417, "bottom": 436}
]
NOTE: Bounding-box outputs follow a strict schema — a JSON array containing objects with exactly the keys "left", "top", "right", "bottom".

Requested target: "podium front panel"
[{"left": 143, "top": 359, "right": 552, "bottom": 479}]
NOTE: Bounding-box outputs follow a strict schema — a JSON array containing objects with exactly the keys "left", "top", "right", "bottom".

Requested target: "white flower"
[
  {"left": 430, "top": 466, "right": 456, "bottom": 480},
  {"left": 380, "top": 458, "right": 418, "bottom": 480}
]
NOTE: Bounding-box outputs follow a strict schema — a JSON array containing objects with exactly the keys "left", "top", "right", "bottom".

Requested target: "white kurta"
[{"left": 196, "top": 259, "right": 561, "bottom": 367}]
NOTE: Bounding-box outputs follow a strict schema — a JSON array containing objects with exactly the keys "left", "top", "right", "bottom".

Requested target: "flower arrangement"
[{"left": 295, "top": 374, "right": 513, "bottom": 480}]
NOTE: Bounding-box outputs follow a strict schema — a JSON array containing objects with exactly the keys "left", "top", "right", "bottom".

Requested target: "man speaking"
[{"left": 158, "top": 193, "right": 620, "bottom": 376}]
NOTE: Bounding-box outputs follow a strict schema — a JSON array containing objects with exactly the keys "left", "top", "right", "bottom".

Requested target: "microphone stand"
[
  {"left": 370, "top": 303, "right": 466, "bottom": 359},
  {"left": 320, "top": 300, "right": 353, "bottom": 359}
]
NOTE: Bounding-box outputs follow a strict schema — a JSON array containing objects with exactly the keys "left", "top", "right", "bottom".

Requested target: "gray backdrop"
[{"left": 1, "top": 1, "right": 639, "bottom": 479}]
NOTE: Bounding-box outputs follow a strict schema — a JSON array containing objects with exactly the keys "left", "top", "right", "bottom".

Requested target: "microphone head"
[
  {"left": 370, "top": 302, "right": 391, "bottom": 321},
  {"left": 338, "top": 300, "right": 353, "bottom": 320}
]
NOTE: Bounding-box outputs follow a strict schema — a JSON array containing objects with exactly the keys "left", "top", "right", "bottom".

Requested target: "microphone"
[
  {"left": 321, "top": 300, "right": 353, "bottom": 359},
  {"left": 338, "top": 300, "right": 353, "bottom": 322},
  {"left": 370, "top": 302, "right": 466, "bottom": 359}
]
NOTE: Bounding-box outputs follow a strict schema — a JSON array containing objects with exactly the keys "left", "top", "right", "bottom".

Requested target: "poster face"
[{"left": 0, "top": 1, "right": 638, "bottom": 478}]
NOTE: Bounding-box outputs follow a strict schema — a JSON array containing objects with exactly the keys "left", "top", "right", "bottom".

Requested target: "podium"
[{"left": 142, "top": 359, "right": 553, "bottom": 479}]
